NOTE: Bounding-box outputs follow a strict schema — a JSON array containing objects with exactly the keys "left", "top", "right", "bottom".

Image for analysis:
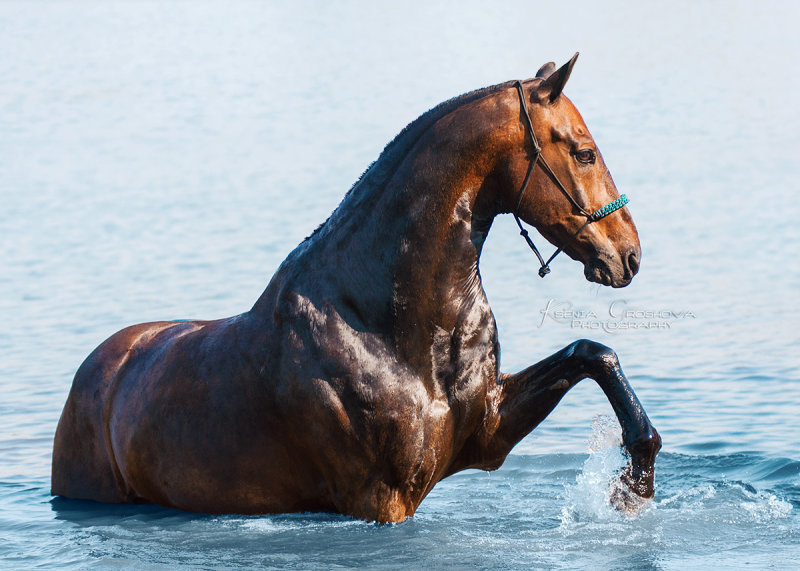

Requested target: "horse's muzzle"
[{"left": 584, "top": 245, "right": 640, "bottom": 288}]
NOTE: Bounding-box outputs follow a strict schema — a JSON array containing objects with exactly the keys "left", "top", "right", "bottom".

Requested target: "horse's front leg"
[{"left": 479, "top": 339, "right": 661, "bottom": 510}]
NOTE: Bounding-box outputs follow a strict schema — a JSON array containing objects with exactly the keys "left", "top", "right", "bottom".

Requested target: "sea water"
[{"left": 1, "top": 1, "right": 798, "bottom": 568}]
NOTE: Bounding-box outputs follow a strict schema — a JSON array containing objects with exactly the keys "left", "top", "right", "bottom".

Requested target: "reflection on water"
[{"left": 1, "top": 0, "right": 798, "bottom": 568}]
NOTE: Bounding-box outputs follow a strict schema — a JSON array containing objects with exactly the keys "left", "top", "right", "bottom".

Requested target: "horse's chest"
[
  {"left": 358, "top": 323, "right": 498, "bottom": 475},
  {"left": 280, "top": 293, "right": 498, "bottom": 481}
]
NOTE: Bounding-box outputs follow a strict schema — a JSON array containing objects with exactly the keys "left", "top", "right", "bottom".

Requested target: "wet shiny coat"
[{"left": 52, "top": 56, "right": 660, "bottom": 522}]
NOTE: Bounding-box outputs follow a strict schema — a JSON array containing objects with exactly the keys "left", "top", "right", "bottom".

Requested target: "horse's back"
[{"left": 51, "top": 320, "right": 197, "bottom": 502}]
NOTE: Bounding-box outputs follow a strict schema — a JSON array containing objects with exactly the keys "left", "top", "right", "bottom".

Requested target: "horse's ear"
[
  {"left": 535, "top": 62, "right": 556, "bottom": 78},
  {"left": 534, "top": 52, "right": 579, "bottom": 104}
]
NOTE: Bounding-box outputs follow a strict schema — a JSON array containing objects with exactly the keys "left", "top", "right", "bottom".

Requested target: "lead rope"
[{"left": 511, "top": 80, "right": 629, "bottom": 278}]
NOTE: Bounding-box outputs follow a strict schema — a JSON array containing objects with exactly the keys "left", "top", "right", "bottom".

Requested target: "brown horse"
[{"left": 52, "top": 54, "right": 660, "bottom": 523}]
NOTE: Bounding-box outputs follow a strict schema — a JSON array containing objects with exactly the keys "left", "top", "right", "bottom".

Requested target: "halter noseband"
[{"left": 512, "top": 80, "right": 629, "bottom": 278}]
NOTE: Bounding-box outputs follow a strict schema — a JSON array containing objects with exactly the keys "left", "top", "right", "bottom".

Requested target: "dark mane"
[{"left": 304, "top": 79, "right": 519, "bottom": 241}]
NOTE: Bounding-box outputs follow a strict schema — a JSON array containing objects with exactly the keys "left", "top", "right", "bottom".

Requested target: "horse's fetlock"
[
  {"left": 626, "top": 427, "right": 661, "bottom": 467},
  {"left": 642, "top": 428, "right": 662, "bottom": 454}
]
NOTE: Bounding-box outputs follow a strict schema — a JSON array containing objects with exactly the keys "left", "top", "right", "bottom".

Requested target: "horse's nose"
[{"left": 626, "top": 248, "right": 641, "bottom": 277}]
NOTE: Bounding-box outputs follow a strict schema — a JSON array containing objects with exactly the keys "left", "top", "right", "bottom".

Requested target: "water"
[{"left": 1, "top": 1, "right": 798, "bottom": 568}]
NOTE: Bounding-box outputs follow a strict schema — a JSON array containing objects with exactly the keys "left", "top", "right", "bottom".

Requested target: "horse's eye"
[{"left": 575, "top": 149, "right": 596, "bottom": 164}]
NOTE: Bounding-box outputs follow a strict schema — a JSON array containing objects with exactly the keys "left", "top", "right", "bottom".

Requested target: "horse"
[{"left": 52, "top": 53, "right": 661, "bottom": 523}]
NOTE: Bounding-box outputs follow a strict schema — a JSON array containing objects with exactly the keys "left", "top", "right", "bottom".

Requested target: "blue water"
[{"left": 1, "top": 1, "right": 799, "bottom": 568}]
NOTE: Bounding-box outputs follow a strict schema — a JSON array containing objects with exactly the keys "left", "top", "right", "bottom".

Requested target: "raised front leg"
[{"left": 458, "top": 339, "right": 661, "bottom": 510}]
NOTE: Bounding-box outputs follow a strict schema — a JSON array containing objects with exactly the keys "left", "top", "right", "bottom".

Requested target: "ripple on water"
[{"left": 2, "top": 2, "right": 800, "bottom": 568}]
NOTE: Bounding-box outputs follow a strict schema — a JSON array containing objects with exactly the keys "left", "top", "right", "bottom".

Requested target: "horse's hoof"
[
  {"left": 609, "top": 478, "right": 652, "bottom": 515},
  {"left": 609, "top": 462, "right": 655, "bottom": 516}
]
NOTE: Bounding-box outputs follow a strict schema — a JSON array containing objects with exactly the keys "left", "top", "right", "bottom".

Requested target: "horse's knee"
[{"left": 570, "top": 339, "right": 620, "bottom": 374}]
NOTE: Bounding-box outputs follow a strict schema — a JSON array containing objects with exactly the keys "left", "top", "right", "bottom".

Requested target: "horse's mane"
[{"left": 304, "top": 79, "right": 519, "bottom": 241}]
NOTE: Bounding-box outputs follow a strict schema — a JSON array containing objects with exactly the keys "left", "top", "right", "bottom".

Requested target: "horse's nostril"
[{"left": 627, "top": 250, "right": 640, "bottom": 275}]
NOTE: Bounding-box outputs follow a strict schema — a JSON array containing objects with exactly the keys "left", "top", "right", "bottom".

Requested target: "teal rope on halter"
[{"left": 591, "top": 194, "right": 629, "bottom": 221}]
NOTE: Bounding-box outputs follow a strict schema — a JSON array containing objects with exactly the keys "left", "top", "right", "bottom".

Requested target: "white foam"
[{"left": 560, "top": 415, "right": 629, "bottom": 525}]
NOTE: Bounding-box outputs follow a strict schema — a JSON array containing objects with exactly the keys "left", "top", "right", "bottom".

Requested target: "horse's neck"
[
  {"left": 255, "top": 90, "right": 517, "bottom": 358},
  {"left": 388, "top": 138, "right": 500, "bottom": 334}
]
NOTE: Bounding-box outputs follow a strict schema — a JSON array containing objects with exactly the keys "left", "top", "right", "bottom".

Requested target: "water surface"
[{"left": 1, "top": 1, "right": 798, "bottom": 568}]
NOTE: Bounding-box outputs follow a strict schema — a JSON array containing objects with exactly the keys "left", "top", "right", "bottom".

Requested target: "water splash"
[
  {"left": 558, "top": 414, "right": 653, "bottom": 526},
  {"left": 587, "top": 414, "right": 622, "bottom": 454},
  {"left": 557, "top": 419, "right": 795, "bottom": 554}
]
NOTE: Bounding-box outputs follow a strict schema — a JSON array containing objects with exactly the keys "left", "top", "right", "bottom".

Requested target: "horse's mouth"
[{"left": 584, "top": 263, "right": 633, "bottom": 288}]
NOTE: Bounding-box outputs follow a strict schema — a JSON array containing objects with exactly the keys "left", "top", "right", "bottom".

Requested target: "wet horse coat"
[{"left": 52, "top": 55, "right": 660, "bottom": 523}]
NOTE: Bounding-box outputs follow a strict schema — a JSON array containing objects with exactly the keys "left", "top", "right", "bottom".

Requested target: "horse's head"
[{"left": 510, "top": 54, "right": 640, "bottom": 288}]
